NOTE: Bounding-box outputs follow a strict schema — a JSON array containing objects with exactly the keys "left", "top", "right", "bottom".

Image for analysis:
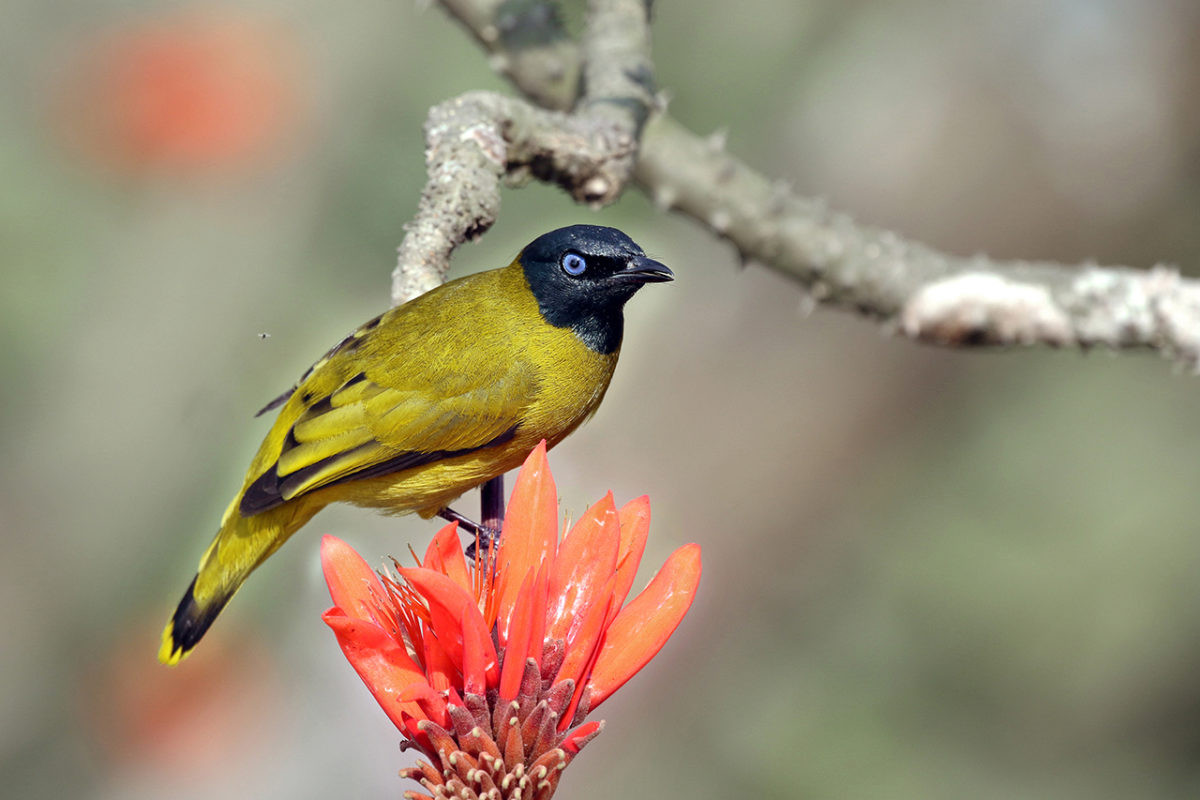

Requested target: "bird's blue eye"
[{"left": 561, "top": 252, "right": 587, "bottom": 276}]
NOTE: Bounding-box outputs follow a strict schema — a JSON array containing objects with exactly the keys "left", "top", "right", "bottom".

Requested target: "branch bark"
[
  {"left": 391, "top": 0, "right": 654, "bottom": 304},
  {"left": 420, "top": 0, "right": 1200, "bottom": 370},
  {"left": 390, "top": 91, "right": 639, "bottom": 303}
]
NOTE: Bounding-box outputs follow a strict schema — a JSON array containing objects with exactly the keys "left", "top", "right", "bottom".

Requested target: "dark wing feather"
[
  {"left": 239, "top": 366, "right": 533, "bottom": 516},
  {"left": 255, "top": 386, "right": 295, "bottom": 417},
  {"left": 254, "top": 311, "right": 387, "bottom": 418}
]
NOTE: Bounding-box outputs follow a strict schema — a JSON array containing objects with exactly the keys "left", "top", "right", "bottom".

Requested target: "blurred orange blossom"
[{"left": 52, "top": 9, "right": 302, "bottom": 174}]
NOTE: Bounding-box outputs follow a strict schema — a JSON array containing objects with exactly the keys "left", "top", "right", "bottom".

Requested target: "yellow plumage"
[{"left": 160, "top": 225, "right": 670, "bottom": 665}]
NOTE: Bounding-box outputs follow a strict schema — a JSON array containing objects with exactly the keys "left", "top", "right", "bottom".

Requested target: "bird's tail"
[
  {"left": 158, "top": 499, "right": 319, "bottom": 665},
  {"left": 158, "top": 571, "right": 226, "bottom": 666}
]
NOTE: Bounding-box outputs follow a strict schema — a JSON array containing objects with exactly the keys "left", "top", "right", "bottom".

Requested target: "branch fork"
[{"left": 391, "top": 0, "right": 655, "bottom": 304}]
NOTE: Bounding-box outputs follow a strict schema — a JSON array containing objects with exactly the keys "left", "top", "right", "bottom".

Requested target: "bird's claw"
[{"left": 437, "top": 507, "right": 500, "bottom": 562}]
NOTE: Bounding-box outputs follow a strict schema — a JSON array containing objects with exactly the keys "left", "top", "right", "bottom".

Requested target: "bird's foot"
[{"left": 438, "top": 507, "right": 500, "bottom": 561}]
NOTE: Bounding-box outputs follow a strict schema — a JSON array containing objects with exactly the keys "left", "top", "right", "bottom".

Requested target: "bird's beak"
[{"left": 617, "top": 255, "right": 674, "bottom": 284}]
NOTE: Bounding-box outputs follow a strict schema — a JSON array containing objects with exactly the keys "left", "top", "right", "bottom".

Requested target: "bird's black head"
[{"left": 518, "top": 225, "right": 672, "bottom": 354}]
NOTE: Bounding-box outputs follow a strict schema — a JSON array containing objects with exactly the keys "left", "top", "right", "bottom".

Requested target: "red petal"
[
  {"left": 554, "top": 574, "right": 616, "bottom": 729},
  {"left": 321, "top": 535, "right": 389, "bottom": 627},
  {"left": 527, "top": 561, "right": 549, "bottom": 670},
  {"left": 586, "top": 544, "right": 702, "bottom": 708},
  {"left": 322, "top": 609, "right": 439, "bottom": 730},
  {"left": 471, "top": 608, "right": 500, "bottom": 689},
  {"left": 494, "top": 442, "right": 558, "bottom": 644},
  {"left": 608, "top": 496, "right": 651, "bottom": 624},
  {"left": 546, "top": 493, "right": 620, "bottom": 644},
  {"left": 423, "top": 521, "right": 471, "bottom": 592},
  {"left": 498, "top": 573, "right": 535, "bottom": 701},
  {"left": 562, "top": 720, "right": 603, "bottom": 755},
  {"left": 401, "top": 567, "right": 498, "bottom": 689},
  {"left": 421, "top": 625, "right": 458, "bottom": 694},
  {"left": 397, "top": 681, "right": 452, "bottom": 730},
  {"left": 460, "top": 605, "right": 487, "bottom": 696}
]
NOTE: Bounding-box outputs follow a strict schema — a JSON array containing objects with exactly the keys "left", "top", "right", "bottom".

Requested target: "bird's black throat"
[
  {"left": 517, "top": 224, "right": 663, "bottom": 355},
  {"left": 540, "top": 301, "right": 625, "bottom": 355}
]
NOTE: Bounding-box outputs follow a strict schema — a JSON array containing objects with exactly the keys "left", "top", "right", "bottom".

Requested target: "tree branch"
[
  {"left": 391, "top": 0, "right": 654, "bottom": 304},
  {"left": 390, "top": 91, "right": 635, "bottom": 302},
  {"left": 637, "top": 114, "right": 1200, "bottom": 364},
  {"left": 439, "top": 0, "right": 581, "bottom": 111},
  {"left": 428, "top": 0, "right": 1200, "bottom": 370}
]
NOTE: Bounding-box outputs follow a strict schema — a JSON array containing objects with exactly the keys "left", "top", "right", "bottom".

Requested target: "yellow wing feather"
[
  {"left": 266, "top": 371, "right": 535, "bottom": 504},
  {"left": 234, "top": 268, "right": 551, "bottom": 514}
]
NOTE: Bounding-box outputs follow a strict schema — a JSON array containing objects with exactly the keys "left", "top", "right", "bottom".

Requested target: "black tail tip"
[{"left": 158, "top": 577, "right": 224, "bottom": 666}]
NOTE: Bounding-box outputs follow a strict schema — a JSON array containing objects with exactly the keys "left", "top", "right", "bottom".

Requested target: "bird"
[{"left": 159, "top": 224, "right": 672, "bottom": 665}]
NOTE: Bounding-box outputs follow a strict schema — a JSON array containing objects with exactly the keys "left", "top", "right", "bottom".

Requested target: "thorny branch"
[{"left": 393, "top": 0, "right": 1200, "bottom": 370}]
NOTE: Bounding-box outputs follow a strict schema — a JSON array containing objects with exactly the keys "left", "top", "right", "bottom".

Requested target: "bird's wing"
[{"left": 238, "top": 362, "right": 534, "bottom": 516}]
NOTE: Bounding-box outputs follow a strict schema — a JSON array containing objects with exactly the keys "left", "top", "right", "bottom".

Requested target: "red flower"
[{"left": 321, "top": 442, "right": 701, "bottom": 799}]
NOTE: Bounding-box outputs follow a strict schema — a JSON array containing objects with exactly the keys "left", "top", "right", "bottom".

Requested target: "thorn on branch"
[
  {"left": 488, "top": 52, "right": 511, "bottom": 74},
  {"left": 652, "top": 185, "right": 676, "bottom": 211},
  {"left": 705, "top": 127, "right": 728, "bottom": 154},
  {"left": 708, "top": 209, "right": 731, "bottom": 234}
]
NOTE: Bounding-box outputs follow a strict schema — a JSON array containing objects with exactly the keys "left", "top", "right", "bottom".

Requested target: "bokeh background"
[{"left": 5, "top": 1, "right": 1200, "bottom": 798}]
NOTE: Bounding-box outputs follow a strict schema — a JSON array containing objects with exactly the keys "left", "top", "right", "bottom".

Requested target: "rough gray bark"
[
  {"left": 391, "top": 0, "right": 653, "bottom": 303},
  {"left": 389, "top": 0, "right": 1200, "bottom": 370}
]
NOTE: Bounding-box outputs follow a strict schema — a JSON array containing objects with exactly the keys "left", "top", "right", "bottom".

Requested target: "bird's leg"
[
  {"left": 466, "top": 474, "right": 505, "bottom": 563},
  {"left": 439, "top": 474, "right": 504, "bottom": 562},
  {"left": 437, "top": 507, "right": 490, "bottom": 539}
]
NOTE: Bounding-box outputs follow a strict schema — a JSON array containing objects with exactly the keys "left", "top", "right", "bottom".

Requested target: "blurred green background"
[{"left": 5, "top": 1, "right": 1200, "bottom": 798}]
